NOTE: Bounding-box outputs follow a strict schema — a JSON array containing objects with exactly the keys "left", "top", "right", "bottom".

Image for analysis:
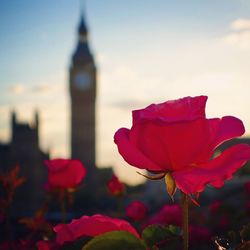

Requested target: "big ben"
[{"left": 69, "top": 15, "right": 96, "bottom": 179}]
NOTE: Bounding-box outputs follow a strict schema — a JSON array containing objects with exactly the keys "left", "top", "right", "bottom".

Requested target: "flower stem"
[{"left": 181, "top": 192, "right": 189, "bottom": 250}]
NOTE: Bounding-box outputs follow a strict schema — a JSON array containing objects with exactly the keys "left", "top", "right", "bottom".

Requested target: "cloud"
[
  {"left": 8, "top": 70, "right": 66, "bottom": 98},
  {"left": 31, "top": 85, "right": 50, "bottom": 94},
  {"left": 223, "top": 18, "right": 250, "bottom": 49},
  {"left": 31, "top": 70, "right": 66, "bottom": 96},
  {"left": 109, "top": 99, "right": 149, "bottom": 111},
  {"left": 223, "top": 30, "right": 250, "bottom": 49},
  {"left": 9, "top": 84, "right": 26, "bottom": 95},
  {"left": 12, "top": 83, "right": 65, "bottom": 97},
  {"left": 231, "top": 18, "right": 250, "bottom": 30}
]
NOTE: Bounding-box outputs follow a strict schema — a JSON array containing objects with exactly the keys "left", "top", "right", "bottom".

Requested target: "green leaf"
[
  {"left": 61, "top": 237, "right": 91, "bottom": 250},
  {"left": 82, "top": 231, "right": 146, "bottom": 250},
  {"left": 142, "top": 224, "right": 181, "bottom": 249}
]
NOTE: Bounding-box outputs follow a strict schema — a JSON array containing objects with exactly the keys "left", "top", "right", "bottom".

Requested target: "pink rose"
[
  {"left": 189, "top": 225, "right": 211, "bottom": 245},
  {"left": 54, "top": 214, "right": 140, "bottom": 245},
  {"left": 126, "top": 200, "right": 148, "bottom": 221},
  {"left": 107, "top": 174, "right": 125, "bottom": 196},
  {"left": 44, "top": 159, "right": 86, "bottom": 189},
  {"left": 114, "top": 96, "right": 250, "bottom": 194},
  {"left": 147, "top": 204, "right": 182, "bottom": 227},
  {"left": 208, "top": 200, "right": 222, "bottom": 215}
]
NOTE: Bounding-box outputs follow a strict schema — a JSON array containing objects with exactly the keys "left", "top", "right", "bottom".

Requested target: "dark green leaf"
[
  {"left": 82, "top": 230, "right": 146, "bottom": 250},
  {"left": 61, "top": 237, "right": 91, "bottom": 250},
  {"left": 142, "top": 224, "right": 181, "bottom": 249}
]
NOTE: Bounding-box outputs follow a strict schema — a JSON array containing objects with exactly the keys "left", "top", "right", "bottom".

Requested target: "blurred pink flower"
[
  {"left": 208, "top": 200, "right": 222, "bottom": 215},
  {"left": 0, "top": 241, "right": 30, "bottom": 250},
  {"left": 189, "top": 225, "right": 211, "bottom": 245},
  {"left": 244, "top": 181, "right": 250, "bottom": 195},
  {"left": 147, "top": 204, "right": 182, "bottom": 227},
  {"left": 36, "top": 240, "right": 59, "bottom": 250},
  {"left": 246, "top": 201, "right": 250, "bottom": 215},
  {"left": 217, "top": 214, "right": 229, "bottom": 230},
  {"left": 114, "top": 96, "right": 250, "bottom": 195},
  {"left": 54, "top": 214, "right": 140, "bottom": 245},
  {"left": 0, "top": 241, "right": 12, "bottom": 250},
  {"left": 107, "top": 174, "right": 125, "bottom": 196},
  {"left": 44, "top": 159, "right": 86, "bottom": 189},
  {"left": 126, "top": 200, "right": 148, "bottom": 221}
]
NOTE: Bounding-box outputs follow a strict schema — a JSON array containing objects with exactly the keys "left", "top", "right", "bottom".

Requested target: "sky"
[{"left": 1, "top": 0, "right": 250, "bottom": 185}]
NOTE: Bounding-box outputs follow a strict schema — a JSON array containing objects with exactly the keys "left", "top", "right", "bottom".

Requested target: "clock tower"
[{"left": 70, "top": 15, "right": 96, "bottom": 179}]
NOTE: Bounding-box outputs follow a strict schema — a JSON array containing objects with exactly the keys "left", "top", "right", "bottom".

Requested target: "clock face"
[{"left": 74, "top": 72, "right": 91, "bottom": 89}]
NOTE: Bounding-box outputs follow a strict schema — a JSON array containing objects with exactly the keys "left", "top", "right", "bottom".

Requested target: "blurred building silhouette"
[
  {"left": 0, "top": 13, "right": 114, "bottom": 217},
  {"left": 69, "top": 14, "right": 97, "bottom": 186},
  {"left": 0, "top": 111, "right": 49, "bottom": 215}
]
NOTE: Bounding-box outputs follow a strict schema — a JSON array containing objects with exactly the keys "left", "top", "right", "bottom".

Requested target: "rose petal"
[
  {"left": 195, "top": 116, "right": 245, "bottom": 162},
  {"left": 53, "top": 224, "right": 75, "bottom": 245},
  {"left": 132, "top": 96, "right": 207, "bottom": 124},
  {"left": 54, "top": 214, "right": 140, "bottom": 245},
  {"left": 146, "top": 204, "right": 182, "bottom": 227},
  {"left": 114, "top": 128, "right": 163, "bottom": 171},
  {"left": 36, "top": 240, "right": 58, "bottom": 250},
  {"left": 129, "top": 119, "right": 212, "bottom": 171},
  {"left": 173, "top": 144, "right": 250, "bottom": 194},
  {"left": 211, "top": 116, "right": 245, "bottom": 149}
]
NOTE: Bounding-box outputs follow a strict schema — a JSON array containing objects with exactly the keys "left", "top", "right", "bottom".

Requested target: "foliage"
[
  {"left": 142, "top": 224, "right": 181, "bottom": 250},
  {"left": 82, "top": 231, "right": 146, "bottom": 250}
]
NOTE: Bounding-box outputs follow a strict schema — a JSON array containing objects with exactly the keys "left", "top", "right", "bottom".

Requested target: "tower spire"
[
  {"left": 80, "top": 0, "right": 86, "bottom": 18},
  {"left": 72, "top": 0, "right": 93, "bottom": 66},
  {"left": 78, "top": 0, "right": 88, "bottom": 43}
]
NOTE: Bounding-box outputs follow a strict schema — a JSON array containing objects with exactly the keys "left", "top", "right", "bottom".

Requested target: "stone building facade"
[{"left": 0, "top": 111, "right": 49, "bottom": 215}]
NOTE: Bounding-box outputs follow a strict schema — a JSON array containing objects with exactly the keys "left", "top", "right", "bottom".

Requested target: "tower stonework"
[{"left": 70, "top": 15, "right": 96, "bottom": 181}]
